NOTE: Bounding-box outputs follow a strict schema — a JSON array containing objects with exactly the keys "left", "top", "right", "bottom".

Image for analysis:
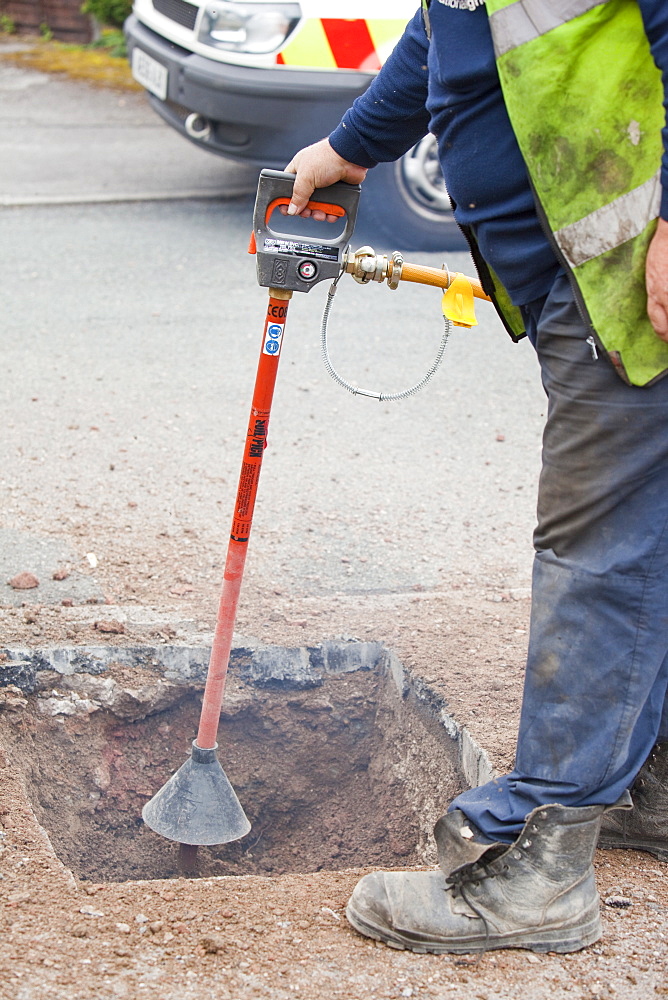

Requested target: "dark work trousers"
[{"left": 450, "top": 271, "right": 668, "bottom": 842}]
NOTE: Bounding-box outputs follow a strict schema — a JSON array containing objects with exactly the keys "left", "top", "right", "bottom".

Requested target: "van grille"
[{"left": 152, "top": 0, "right": 198, "bottom": 30}]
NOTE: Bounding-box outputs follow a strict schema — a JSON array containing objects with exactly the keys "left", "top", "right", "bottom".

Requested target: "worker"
[{"left": 284, "top": 0, "right": 668, "bottom": 954}]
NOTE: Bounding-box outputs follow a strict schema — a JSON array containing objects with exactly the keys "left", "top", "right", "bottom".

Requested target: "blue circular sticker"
[
  {"left": 265, "top": 339, "right": 280, "bottom": 354},
  {"left": 268, "top": 324, "right": 283, "bottom": 339}
]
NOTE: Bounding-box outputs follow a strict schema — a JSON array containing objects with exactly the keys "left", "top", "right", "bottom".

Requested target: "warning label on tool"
[
  {"left": 263, "top": 238, "right": 338, "bottom": 262},
  {"left": 263, "top": 321, "right": 284, "bottom": 356}
]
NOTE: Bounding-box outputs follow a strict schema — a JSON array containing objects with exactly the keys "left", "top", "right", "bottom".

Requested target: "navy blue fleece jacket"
[{"left": 329, "top": 1, "right": 668, "bottom": 306}]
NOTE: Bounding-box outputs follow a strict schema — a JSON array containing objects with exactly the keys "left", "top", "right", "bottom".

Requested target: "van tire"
[{"left": 358, "top": 136, "right": 466, "bottom": 253}]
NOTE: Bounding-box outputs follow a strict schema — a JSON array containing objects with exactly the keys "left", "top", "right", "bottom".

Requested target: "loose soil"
[
  {"left": 5, "top": 668, "right": 462, "bottom": 882},
  {"left": 1, "top": 595, "right": 668, "bottom": 999}
]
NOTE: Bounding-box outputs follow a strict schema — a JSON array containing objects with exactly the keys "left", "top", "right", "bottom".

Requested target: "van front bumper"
[{"left": 125, "top": 15, "right": 372, "bottom": 164}]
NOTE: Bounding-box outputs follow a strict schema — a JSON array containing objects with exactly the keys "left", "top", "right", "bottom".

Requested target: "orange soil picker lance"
[{"left": 141, "top": 169, "right": 491, "bottom": 866}]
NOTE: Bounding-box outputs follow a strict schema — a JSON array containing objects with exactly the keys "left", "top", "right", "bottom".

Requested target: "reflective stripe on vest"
[
  {"left": 489, "top": 0, "right": 610, "bottom": 57},
  {"left": 555, "top": 170, "right": 662, "bottom": 269},
  {"left": 277, "top": 19, "right": 407, "bottom": 70},
  {"left": 484, "top": 0, "right": 668, "bottom": 385}
]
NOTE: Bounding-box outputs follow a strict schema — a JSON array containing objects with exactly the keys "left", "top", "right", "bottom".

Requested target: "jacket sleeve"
[
  {"left": 639, "top": 0, "right": 668, "bottom": 220},
  {"left": 328, "top": 9, "right": 431, "bottom": 168}
]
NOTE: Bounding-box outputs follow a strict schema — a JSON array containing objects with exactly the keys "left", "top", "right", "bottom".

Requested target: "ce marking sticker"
[{"left": 263, "top": 322, "right": 284, "bottom": 356}]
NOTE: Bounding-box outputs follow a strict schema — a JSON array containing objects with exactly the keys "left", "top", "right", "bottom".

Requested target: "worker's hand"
[
  {"left": 282, "top": 139, "right": 368, "bottom": 222},
  {"left": 646, "top": 217, "right": 668, "bottom": 342}
]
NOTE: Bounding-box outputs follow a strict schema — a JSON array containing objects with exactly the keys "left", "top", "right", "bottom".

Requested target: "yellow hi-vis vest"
[{"left": 485, "top": 0, "right": 668, "bottom": 386}]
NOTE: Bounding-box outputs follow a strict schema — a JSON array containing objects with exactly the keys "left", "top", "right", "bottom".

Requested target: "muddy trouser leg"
[{"left": 449, "top": 271, "right": 668, "bottom": 842}]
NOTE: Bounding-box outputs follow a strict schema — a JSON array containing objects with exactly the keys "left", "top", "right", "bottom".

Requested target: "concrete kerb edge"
[
  {"left": 0, "top": 189, "right": 254, "bottom": 208},
  {"left": 0, "top": 638, "right": 496, "bottom": 790}
]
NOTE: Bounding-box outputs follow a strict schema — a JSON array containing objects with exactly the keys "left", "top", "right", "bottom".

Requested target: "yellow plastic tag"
[{"left": 441, "top": 274, "right": 477, "bottom": 328}]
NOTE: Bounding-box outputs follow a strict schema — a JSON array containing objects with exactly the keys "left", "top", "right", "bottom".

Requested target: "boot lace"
[{"left": 445, "top": 848, "right": 509, "bottom": 955}]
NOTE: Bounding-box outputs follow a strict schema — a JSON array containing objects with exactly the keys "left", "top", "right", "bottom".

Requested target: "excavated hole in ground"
[{"left": 5, "top": 663, "right": 464, "bottom": 882}]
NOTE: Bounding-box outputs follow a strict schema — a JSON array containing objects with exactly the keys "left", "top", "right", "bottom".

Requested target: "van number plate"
[{"left": 131, "top": 48, "right": 168, "bottom": 101}]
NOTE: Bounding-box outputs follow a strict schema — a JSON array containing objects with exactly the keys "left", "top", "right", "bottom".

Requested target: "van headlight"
[{"left": 197, "top": 2, "right": 301, "bottom": 53}]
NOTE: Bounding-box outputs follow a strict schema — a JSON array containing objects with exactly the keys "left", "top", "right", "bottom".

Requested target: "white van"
[{"left": 125, "top": 0, "right": 463, "bottom": 249}]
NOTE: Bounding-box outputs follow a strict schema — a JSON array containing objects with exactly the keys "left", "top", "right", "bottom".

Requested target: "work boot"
[
  {"left": 346, "top": 803, "right": 607, "bottom": 954},
  {"left": 598, "top": 743, "right": 668, "bottom": 862}
]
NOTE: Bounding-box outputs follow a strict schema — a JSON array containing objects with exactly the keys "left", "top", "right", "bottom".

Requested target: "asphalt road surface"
[{"left": 0, "top": 57, "right": 547, "bottom": 605}]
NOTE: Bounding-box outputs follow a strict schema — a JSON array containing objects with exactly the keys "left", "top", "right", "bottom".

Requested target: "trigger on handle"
[
  {"left": 264, "top": 197, "right": 346, "bottom": 224},
  {"left": 249, "top": 197, "right": 346, "bottom": 255}
]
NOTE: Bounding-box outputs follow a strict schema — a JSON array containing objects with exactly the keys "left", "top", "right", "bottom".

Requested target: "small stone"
[
  {"left": 604, "top": 895, "right": 632, "bottom": 909},
  {"left": 94, "top": 620, "right": 125, "bottom": 634},
  {"left": 172, "top": 922, "right": 188, "bottom": 934},
  {"left": 8, "top": 572, "right": 39, "bottom": 590},
  {"left": 496, "top": 433, "right": 506, "bottom": 442},
  {"left": 135, "top": 913, "right": 149, "bottom": 924},
  {"left": 7, "top": 891, "right": 32, "bottom": 905},
  {"left": 201, "top": 935, "right": 225, "bottom": 954},
  {"left": 160, "top": 891, "right": 176, "bottom": 902},
  {"left": 70, "top": 925, "right": 89, "bottom": 938},
  {"left": 85, "top": 553, "right": 98, "bottom": 568},
  {"left": 52, "top": 568, "right": 70, "bottom": 581},
  {"left": 39, "top": 694, "right": 77, "bottom": 717},
  {"left": 149, "top": 921, "right": 163, "bottom": 934},
  {"left": 61, "top": 599, "right": 74, "bottom": 607},
  {"left": 115, "top": 923, "right": 131, "bottom": 934},
  {"left": 163, "top": 932, "right": 174, "bottom": 943},
  {"left": 79, "top": 905, "right": 104, "bottom": 917},
  {"left": 0, "top": 686, "right": 28, "bottom": 711}
]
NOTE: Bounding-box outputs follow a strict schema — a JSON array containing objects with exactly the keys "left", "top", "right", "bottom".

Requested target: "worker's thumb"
[{"left": 286, "top": 171, "right": 314, "bottom": 215}]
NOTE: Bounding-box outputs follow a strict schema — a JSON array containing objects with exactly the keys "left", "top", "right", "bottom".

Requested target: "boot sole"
[
  {"left": 345, "top": 901, "right": 601, "bottom": 955},
  {"left": 598, "top": 836, "right": 668, "bottom": 862}
]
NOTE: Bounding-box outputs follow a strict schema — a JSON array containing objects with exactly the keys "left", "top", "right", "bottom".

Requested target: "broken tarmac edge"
[{"left": 0, "top": 635, "right": 496, "bottom": 794}]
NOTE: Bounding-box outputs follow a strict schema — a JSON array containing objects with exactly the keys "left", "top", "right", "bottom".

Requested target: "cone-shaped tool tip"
[{"left": 142, "top": 742, "right": 251, "bottom": 846}]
